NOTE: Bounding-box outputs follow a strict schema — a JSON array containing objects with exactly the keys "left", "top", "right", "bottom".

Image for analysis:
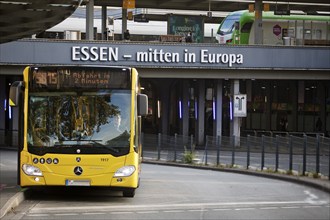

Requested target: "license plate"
[{"left": 65, "top": 179, "right": 90, "bottom": 186}]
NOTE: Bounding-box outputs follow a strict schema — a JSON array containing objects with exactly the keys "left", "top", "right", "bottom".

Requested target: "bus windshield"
[{"left": 27, "top": 90, "right": 131, "bottom": 156}]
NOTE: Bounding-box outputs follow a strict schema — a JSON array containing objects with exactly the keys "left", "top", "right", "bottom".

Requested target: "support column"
[
  {"left": 298, "top": 81, "right": 305, "bottom": 131},
  {"left": 292, "top": 82, "right": 298, "bottom": 131},
  {"left": 318, "top": 82, "right": 326, "bottom": 134},
  {"left": 182, "top": 80, "right": 189, "bottom": 137},
  {"left": 196, "top": 80, "right": 205, "bottom": 146},
  {"left": 246, "top": 80, "right": 252, "bottom": 130},
  {"left": 86, "top": 0, "right": 94, "bottom": 40},
  {"left": 0, "top": 76, "right": 5, "bottom": 145},
  {"left": 231, "top": 80, "right": 240, "bottom": 138},
  {"left": 158, "top": 80, "right": 173, "bottom": 135},
  {"left": 265, "top": 81, "right": 271, "bottom": 130},
  {"left": 101, "top": 6, "right": 107, "bottom": 40},
  {"left": 122, "top": 8, "right": 128, "bottom": 40},
  {"left": 214, "top": 80, "right": 223, "bottom": 137},
  {"left": 161, "top": 92, "right": 169, "bottom": 135},
  {"left": 254, "top": 0, "right": 263, "bottom": 44}
]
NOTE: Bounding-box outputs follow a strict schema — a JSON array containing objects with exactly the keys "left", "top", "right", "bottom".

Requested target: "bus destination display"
[{"left": 30, "top": 67, "right": 129, "bottom": 89}]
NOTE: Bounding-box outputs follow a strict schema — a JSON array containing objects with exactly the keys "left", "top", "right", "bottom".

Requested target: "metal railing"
[{"left": 142, "top": 133, "right": 330, "bottom": 180}]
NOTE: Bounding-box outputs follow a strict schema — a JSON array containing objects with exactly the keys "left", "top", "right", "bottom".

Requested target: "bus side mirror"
[
  {"left": 137, "top": 94, "right": 148, "bottom": 116},
  {"left": 9, "top": 81, "right": 24, "bottom": 107}
]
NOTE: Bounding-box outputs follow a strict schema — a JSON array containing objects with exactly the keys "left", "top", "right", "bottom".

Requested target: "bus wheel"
[{"left": 123, "top": 188, "right": 135, "bottom": 197}]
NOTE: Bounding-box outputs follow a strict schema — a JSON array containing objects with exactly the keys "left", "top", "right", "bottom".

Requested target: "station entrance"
[
  {"left": 1, "top": 70, "right": 330, "bottom": 147},
  {"left": 0, "top": 40, "right": 329, "bottom": 147},
  {"left": 140, "top": 77, "right": 330, "bottom": 146}
]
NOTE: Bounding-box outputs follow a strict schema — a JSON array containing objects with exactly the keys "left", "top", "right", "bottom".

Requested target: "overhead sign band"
[
  {"left": 71, "top": 46, "right": 244, "bottom": 67},
  {"left": 1, "top": 40, "right": 329, "bottom": 70}
]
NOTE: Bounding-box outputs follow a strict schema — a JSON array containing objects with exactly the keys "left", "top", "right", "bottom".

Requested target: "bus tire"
[{"left": 123, "top": 188, "right": 135, "bottom": 197}]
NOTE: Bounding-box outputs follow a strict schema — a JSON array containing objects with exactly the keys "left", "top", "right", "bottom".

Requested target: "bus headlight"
[
  {"left": 22, "top": 164, "right": 43, "bottom": 176},
  {"left": 114, "top": 166, "right": 135, "bottom": 177}
]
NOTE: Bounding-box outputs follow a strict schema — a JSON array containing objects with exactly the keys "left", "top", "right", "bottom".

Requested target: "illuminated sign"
[
  {"left": 1, "top": 40, "right": 329, "bottom": 70},
  {"left": 168, "top": 15, "right": 204, "bottom": 43},
  {"left": 233, "top": 94, "right": 247, "bottom": 117},
  {"left": 71, "top": 46, "right": 244, "bottom": 67},
  {"left": 30, "top": 67, "right": 130, "bottom": 90}
]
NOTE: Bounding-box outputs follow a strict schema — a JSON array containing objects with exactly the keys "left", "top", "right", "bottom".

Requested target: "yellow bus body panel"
[{"left": 20, "top": 150, "right": 139, "bottom": 188}]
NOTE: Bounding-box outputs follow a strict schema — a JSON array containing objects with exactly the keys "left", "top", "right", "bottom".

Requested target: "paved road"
[
  {"left": 0, "top": 150, "right": 21, "bottom": 214},
  {"left": 143, "top": 150, "right": 330, "bottom": 175},
  {"left": 3, "top": 164, "right": 330, "bottom": 220}
]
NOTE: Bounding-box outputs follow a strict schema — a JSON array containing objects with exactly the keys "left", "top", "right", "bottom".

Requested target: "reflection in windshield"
[
  {"left": 218, "top": 18, "right": 237, "bottom": 35},
  {"left": 28, "top": 90, "right": 131, "bottom": 151}
]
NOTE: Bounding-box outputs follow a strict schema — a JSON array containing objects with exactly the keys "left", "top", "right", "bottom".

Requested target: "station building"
[{"left": 0, "top": 39, "right": 329, "bottom": 147}]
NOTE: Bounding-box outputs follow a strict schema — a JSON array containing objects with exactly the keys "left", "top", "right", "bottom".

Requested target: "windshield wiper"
[
  {"left": 81, "top": 140, "right": 123, "bottom": 154},
  {"left": 54, "top": 139, "right": 102, "bottom": 145},
  {"left": 54, "top": 137, "right": 129, "bottom": 155}
]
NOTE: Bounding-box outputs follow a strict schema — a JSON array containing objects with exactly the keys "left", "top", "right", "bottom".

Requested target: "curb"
[
  {"left": 142, "top": 160, "right": 330, "bottom": 194},
  {"left": 0, "top": 189, "right": 30, "bottom": 219}
]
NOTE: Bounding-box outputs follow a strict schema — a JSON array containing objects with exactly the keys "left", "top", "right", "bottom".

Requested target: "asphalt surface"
[
  {"left": 0, "top": 147, "right": 330, "bottom": 219},
  {"left": 0, "top": 149, "right": 23, "bottom": 219},
  {"left": 3, "top": 163, "right": 330, "bottom": 220}
]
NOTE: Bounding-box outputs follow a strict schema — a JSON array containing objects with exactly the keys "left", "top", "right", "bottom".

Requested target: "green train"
[{"left": 216, "top": 10, "right": 330, "bottom": 46}]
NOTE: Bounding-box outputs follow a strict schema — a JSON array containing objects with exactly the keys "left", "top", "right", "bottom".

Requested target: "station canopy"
[{"left": 1, "top": 0, "right": 329, "bottom": 44}]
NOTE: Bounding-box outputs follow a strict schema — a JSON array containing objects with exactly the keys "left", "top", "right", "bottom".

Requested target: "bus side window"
[{"left": 241, "top": 22, "right": 253, "bottom": 33}]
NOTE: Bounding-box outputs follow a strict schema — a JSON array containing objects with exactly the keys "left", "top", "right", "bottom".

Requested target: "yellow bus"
[{"left": 9, "top": 66, "right": 148, "bottom": 197}]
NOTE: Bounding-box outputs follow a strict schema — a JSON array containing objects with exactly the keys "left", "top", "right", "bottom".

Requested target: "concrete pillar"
[
  {"left": 298, "top": 81, "right": 305, "bottom": 131},
  {"left": 158, "top": 80, "right": 173, "bottom": 135},
  {"left": 122, "top": 8, "right": 127, "bottom": 40},
  {"left": 101, "top": 6, "right": 107, "bottom": 40},
  {"left": 291, "top": 82, "right": 298, "bottom": 131},
  {"left": 318, "top": 82, "right": 326, "bottom": 134},
  {"left": 196, "top": 80, "right": 205, "bottom": 146},
  {"left": 231, "top": 80, "right": 240, "bottom": 138},
  {"left": 161, "top": 92, "right": 169, "bottom": 135},
  {"left": 181, "top": 80, "right": 189, "bottom": 137},
  {"left": 254, "top": 0, "right": 263, "bottom": 44},
  {"left": 246, "top": 80, "right": 252, "bottom": 130},
  {"left": 214, "top": 80, "right": 223, "bottom": 137},
  {"left": 0, "top": 76, "right": 5, "bottom": 145},
  {"left": 265, "top": 81, "right": 271, "bottom": 130},
  {"left": 86, "top": 0, "right": 94, "bottom": 40}
]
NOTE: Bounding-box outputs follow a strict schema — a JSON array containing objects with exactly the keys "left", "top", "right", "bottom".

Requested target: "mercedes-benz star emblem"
[
  {"left": 74, "top": 166, "right": 83, "bottom": 176},
  {"left": 76, "top": 157, "right": 81, "bottom": 162}
]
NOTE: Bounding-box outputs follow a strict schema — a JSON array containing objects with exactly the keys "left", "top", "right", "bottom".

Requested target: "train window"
[{"left": 241, "top": 22, "right": 253, "bottom": 33}]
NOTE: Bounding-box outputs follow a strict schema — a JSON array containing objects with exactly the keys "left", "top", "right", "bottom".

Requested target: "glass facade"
[
  {"left": 2, "top": 76, "right": 329, "bottom": 147},
  {"left": 244, "top": 79, "right": 329, "bottom": 135},
  {"left": 141, "top": 79, "right": 330, "bottom": 140}
]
